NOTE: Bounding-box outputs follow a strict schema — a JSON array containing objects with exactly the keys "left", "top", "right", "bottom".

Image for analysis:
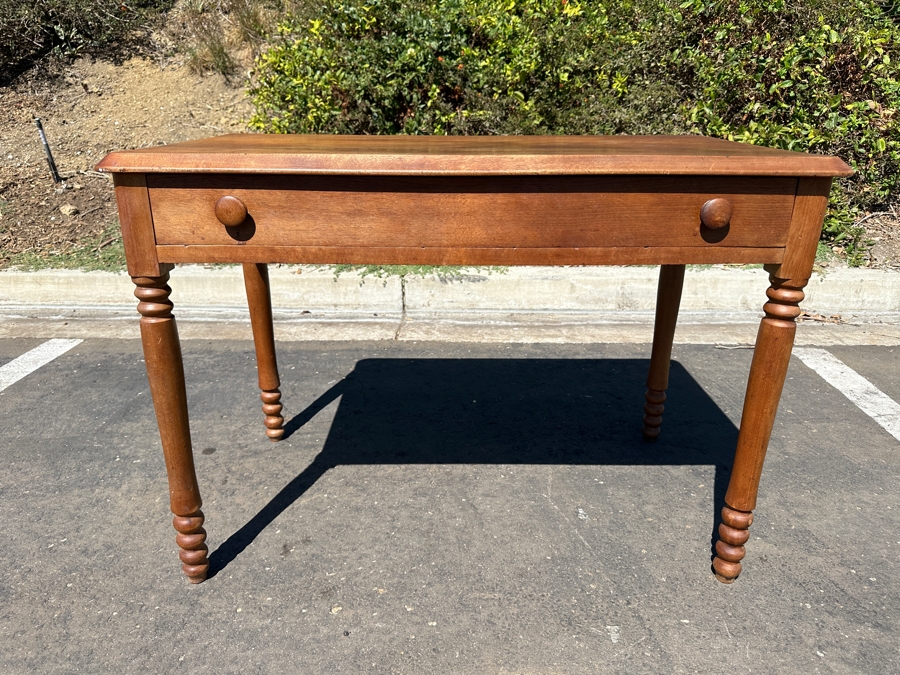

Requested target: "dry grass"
[{"left": 164, "top": 0, "right": 309, "bottom": 76}]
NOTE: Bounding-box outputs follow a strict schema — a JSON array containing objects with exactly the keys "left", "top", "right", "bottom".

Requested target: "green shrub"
[
  {"left": 249, "top": 0, "right": 900, "bottom": 265},
  {"left": 249, "top": 0, "right": 684, "bottom": 136},
  {"left": 670, "top": 0, "right": 900, "bottom": 264}
]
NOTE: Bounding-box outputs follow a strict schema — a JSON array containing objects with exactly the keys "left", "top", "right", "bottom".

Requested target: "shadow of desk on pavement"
[{"left": 208, "top": 357, "right": 739, "bottom": 579}]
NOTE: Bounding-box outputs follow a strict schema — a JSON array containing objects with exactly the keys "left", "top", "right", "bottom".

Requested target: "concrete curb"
[
  {"left": 1, "top": 265, "right": 899, "bottom": 343},
  {"left": 2, "top": 264, "right": 899, "bottom": 312}
]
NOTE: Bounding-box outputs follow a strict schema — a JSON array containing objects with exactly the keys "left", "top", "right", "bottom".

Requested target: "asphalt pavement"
[{"left": 0, "top": 338, "right": 897, "bottom": 674}]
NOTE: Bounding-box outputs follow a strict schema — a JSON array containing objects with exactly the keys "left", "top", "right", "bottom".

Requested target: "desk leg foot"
[
  {"left": 243, "top": 263, "right": 284, "bottom": 441},
  {"left": 713, "top": 273, "right": 806, "bottom": 584},
  {"left": 174, "top": 510, "right": 209, "bottom": 583},
  {"left": 643, "top": 264, "right": 685, "bottom": 440},
  {"left": 642, "top": 388, "right": 666, "bottom": 441},
  {"left": 134, "top": 270, "right": 209, "bottom": 584},
  {"left": 261, "top": 388, "right": 285, "bottom": 441},
  {"left": 712, "top": 505, "right": 752, "bottom": 583}
]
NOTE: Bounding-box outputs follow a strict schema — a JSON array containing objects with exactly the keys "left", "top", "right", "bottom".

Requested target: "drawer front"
[{"left": 147, "top": 174, "right": 796, "bottom": 250}]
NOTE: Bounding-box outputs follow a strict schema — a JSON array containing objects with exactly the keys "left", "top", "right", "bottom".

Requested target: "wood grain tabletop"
[{"left": 96, "top": 134, "right": 854, "bottom": 177}]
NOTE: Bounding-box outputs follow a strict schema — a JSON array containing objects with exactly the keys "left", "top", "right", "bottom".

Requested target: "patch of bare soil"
[
  {"left": 859, "top": 208, "right": 900, "bottom": 270},
  {"left": 0, "top": 56, "right": 251, "bottom": 261}
]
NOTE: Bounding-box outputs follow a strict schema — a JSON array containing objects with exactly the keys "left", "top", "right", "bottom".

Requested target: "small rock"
[
  {"left": 330, "top": 606, "right": 342, "bottom": 614},
  {"left": 60, "top": 204, "right": 79, "bottom": 216}
]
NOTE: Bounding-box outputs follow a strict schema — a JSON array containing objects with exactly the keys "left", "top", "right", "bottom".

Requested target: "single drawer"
[{"left": 147, "top": 174, "right": 797, "bottom": 250}]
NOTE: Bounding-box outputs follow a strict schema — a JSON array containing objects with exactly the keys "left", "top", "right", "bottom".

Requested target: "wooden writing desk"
[{"left": 97, "top": 135, "right": 852, "bottom": 585}]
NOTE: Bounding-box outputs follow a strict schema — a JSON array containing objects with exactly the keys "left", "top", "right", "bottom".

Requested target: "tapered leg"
[
  {"left": 243, "top": 263, "right": 284, "bottom": 441},
  {"left": 643, "top": 264, "right": 686, "bottom": 440},
  {"left": 712, "top": 274, "right": 807, "bottom": 583},
  {"left": 134, "top": 267, "right": 209, "bottom": 583}
]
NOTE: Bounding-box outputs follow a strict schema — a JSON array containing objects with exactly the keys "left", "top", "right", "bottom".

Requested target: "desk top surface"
[{"left": 97, "top": 134, "right": 852, "bottom": 177}]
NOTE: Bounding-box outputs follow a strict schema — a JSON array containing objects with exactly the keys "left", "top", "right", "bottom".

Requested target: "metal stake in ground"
[{"left": 34, "top": 118, "right": 62, "bottom": 183}]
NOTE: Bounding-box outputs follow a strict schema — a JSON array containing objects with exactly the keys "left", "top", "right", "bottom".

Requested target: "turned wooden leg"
[
  {"left": 243, "top": 263, "right": 284, "bottom": 441},
  {"left": 643, "top": 264, "right": 686, "bottom": 440},
  {"left": 134, "top": 268, "right": 209, "bottom": 583},
  {"left": 712, "top": 273, "right": 807, "bottom": 583}
]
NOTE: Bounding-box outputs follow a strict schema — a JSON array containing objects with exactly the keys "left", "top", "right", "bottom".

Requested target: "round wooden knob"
[
  {"left": 214, "top": 195, "right": 247, "bottom": 227},
  {"left": 700, "top": 198, "right": 732, "bottom": 230}
]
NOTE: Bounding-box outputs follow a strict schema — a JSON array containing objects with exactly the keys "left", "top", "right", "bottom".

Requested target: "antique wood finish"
[
  {"left": 643, "top": 264, "right": 686, "bottom": 441},
  {"left": 97, "top": 135, "right": 852, "bottom": 586},
  {"left": 133, "top": 268, "right": 209, "bottom": 583},
  {"left": 215, "top": 195, "right": 248, "bottom": 227},
  {"left": 112, "top": 173, "right": 160, "bottom": 277},
  {"left": 242, "top": 263, "right": 284, "bottom": 441},
  {"left": 712, "top": 273, "right": 807, "bottom": 583},
  {"left": 156, "top": 244, "right": 785, "bottom": 267},
  {"left": 699, "top": 198, "right": 733, "bottom": 230},
  {"left": 147, "top": 175, "right": 796, "bottom": 251},
  {"left": 96, "top": 134, "right": 852, "bottom": 177},
  {"left": 768, "top": 177, "right": 834, "bottom": 279},
  {"left": 711, "top": 178, "right": 832, "bottom": 583}
]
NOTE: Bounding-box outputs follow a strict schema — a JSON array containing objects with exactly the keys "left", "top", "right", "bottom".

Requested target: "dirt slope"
[{"left": 0, "top": 57, "right": 251, "bottom": 260}]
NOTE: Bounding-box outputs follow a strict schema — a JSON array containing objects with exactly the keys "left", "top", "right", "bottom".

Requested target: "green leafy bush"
[
  {"left": 670, "top": 0, "right": 900, "bottom": 263},
  {"left": 249, "top": 0, "right": 900, "bottom": 264},
  {"left": 249, "top": 0, "right": 684, "bottom": 136}
]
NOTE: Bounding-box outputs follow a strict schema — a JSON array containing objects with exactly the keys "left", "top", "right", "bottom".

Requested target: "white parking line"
[
  {"left": 0, "top": 339, "right": 83, "bottom": 392},
  {"left": 794, "top": 347, "right": 900, "bottom": 442}
]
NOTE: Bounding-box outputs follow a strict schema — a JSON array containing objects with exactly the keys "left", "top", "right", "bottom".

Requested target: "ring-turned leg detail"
[
  {"left": 642, "top": 388, "right": 667, "bottom": 440},
  {"left": 643, "top": 264, "right": 685, "bottom": 440},
  {"left": 134, "top": 268, "right": 207, "bottom": 584},
  {"left": 173, "top": 510, "right": 209, "bottom": 583},
  {"left": 713, "top": 273, "right": 807, "bottom": 584},
  {"left": 712, "top": 505, "right": 753, "bottom": 583},
  {"left": 243, "top": 263, "right": 285, "bottom": 441},
  {"left": 260, "top": 388, "right": 285, "bottom": 441}
]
